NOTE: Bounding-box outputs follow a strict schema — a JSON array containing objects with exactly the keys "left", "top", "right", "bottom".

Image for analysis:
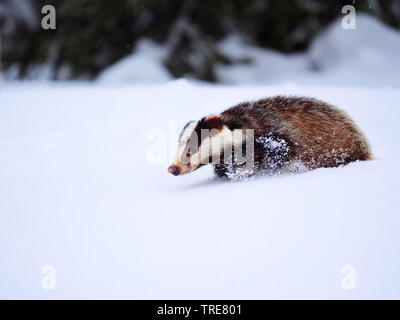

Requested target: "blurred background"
[{"left": 1, "top": 0, "right": 400, "bottom": 85}]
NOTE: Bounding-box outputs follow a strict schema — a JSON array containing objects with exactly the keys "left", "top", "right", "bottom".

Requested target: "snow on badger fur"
[{"left": 168, "top": 96, "right": 372, "bottom": 179}]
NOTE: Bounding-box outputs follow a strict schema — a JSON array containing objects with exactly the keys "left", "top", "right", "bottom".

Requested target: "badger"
[{"left": 168, "top": 96, "right": 372, "bottom": 179}]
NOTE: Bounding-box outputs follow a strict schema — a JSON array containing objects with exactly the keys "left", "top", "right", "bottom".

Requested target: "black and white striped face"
[{"left": 168, "top": 115, "right": 235, "bottom": 176}]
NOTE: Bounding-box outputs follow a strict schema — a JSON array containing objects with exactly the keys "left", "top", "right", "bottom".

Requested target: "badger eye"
[{"left": 186, "top": 151, "right": 191, "bottom": 158}]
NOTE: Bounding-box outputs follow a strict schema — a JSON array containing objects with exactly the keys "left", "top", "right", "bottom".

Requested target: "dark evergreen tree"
[{"left": 1, "top": 0, "right": 399, "bottom": 81}]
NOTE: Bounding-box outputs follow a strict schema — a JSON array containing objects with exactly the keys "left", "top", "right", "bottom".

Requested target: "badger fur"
[{"left": 168, "top": 96, "right": 372, "bottom": 179}]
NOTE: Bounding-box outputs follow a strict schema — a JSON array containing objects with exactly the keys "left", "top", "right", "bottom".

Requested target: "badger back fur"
[{"left": 168, "top": 96, "right": 372, "bottom": 179}]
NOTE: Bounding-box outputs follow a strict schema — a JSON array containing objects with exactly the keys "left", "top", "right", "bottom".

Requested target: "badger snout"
[{"left": 168, "top": 165, "right": 180, "bottom": 176}]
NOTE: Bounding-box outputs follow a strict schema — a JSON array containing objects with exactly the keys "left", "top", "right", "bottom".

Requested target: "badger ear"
[{"left": 205, "top": 114, "right": 222, "bottom": 131}]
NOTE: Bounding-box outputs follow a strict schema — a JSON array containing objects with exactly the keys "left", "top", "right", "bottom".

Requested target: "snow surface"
[
  {"left": 1, "top": 80, "right": 399, "bottom": 299},
  {"left": 95, "top": 14, "right": 400, "bottom": 87},
  {"left": 216, "top": 14, "right": 400, "bottom": 86},
  {"left": 98, "top": 40, "right": 172, "bottom": 84}
]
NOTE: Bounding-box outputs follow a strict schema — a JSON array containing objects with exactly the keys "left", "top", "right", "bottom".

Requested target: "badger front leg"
[
  {"left": 213, "top": 142, "right": 255, "bottom": 180},
  {"left": 213, "top": 134, "right": 292, "bottom": 179},
  {"left": 212, "top": 163, "right": 251, "bottom": 179},
  {"left": 213, "top": 162, "right": 255, "bottom": 180}
]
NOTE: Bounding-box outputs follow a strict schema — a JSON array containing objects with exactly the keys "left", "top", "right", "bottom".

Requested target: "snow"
[
  {"left": 1, "top": 11, "right": 400, "bottom": 300},
  {"left": 97, "top": 40, "right": 172, "bottom": 84},
  {"left": 5, "top": 14, "right": 399, "bottom": 87},
  {"left": 216, "top": 14, "right": 400, "bottom": 86},
  {"left": 95, "top": 14, "right": 400, "bottom": 87},
  {"left": 1, "top": 80, "right": 399, "bottom": 299}
]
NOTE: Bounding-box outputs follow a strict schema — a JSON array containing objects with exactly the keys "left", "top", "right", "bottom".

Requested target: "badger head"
[{"left": 168, "top": 114, "right": 242, "bottom": 176}]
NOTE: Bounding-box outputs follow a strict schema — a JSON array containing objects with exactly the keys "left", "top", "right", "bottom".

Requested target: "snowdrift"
[
  {"left": 98, "top": 14, "right": 400, "bottom": 87},
  {"left": 1, "top": 81, "right": 399, "bottom": 298}
]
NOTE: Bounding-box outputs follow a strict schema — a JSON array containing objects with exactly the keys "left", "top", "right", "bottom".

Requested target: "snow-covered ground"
[
  {"left": 97, "top": 14, "right": 400, "bottom": 88},
  {"left": 1, "top": 11, "right": 400, "bottom": 300},
  {"left": 1, "top": 80, "right": 399, "bottom": 299}
]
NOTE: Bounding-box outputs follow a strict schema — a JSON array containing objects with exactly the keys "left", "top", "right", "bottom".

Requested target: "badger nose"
[{"left": 168, "top": 165, "right": 180, "bottom": 176}]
